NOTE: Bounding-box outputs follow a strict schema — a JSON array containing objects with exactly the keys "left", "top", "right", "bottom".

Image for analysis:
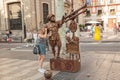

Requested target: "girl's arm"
[{"left": 38, "top": 28, "right": 47, "bottom": 38}]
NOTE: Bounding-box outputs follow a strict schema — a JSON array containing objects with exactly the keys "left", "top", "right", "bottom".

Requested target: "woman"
[
  {"left": 93, "top": 24, "right": 101, "bottom": 41},
  {"left": 6, "top": 30, "right": 12, "bottom": 43},
  {"left": 37, "top": 27, "right": 50, "bottom": 73},
  {"left": 26, "top": 29, "right": 33, "bottom": 47}
]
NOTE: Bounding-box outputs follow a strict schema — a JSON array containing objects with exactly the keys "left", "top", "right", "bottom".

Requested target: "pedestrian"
[
  {"left": 26, "top": 29, "right": 33, "bottom": 47},
  {"left": 87, "top": 25, "right": 92, "bottom": 37},
  {"left": 37, "top": 27, "right": 51, "bottom": 73},
  {"left": 66, "top": 27, "right": 70, "bottom": 34},
  {"left": 6, "top": 30, "right": 12, "bottom": 43},
  {"left": 113, "top": 23, "right": 118, "bottom": 35},
  {"left": 90, "top": 25, "right": 94, "bottom": 37},
  {"left": 33, "top": 30, "right": 38, "bottom": 46},
  {"left": 93, "top": 24, "right": 101, "bottom": 41},
  {"left": 6, "top": 30, "right": 9, "bottom": 39},
  {"left": 99, "top": 24, "right": 103, "bottom": 38},
  {"left": 9, "top": 30, "right": 12, "bottom": 36}
]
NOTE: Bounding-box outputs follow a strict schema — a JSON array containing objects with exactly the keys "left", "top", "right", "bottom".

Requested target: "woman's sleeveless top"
[{"left": 38, "top": 38, "right": 46, "bottom": 44}]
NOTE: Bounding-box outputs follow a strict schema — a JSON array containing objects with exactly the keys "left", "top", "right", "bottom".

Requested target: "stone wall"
[{"left": 0, "top": 0, "right": 52, "bottom": 39}]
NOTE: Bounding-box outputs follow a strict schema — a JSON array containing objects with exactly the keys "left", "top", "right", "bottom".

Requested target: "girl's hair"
[{"left": 38, "top": 27, "right": 45, "bottom": 34}]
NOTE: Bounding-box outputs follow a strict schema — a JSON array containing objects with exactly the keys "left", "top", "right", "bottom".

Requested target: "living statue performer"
[
  {"left": 45, "top": 4, "right": 87, "bottom": 58},
  {"left": 44, "top": 14, "right": 64, "bottom": 58}
]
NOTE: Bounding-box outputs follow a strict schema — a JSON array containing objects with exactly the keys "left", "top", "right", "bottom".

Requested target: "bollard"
[{"left": 44, "top": 70, "right": 53, "bottom": 80}]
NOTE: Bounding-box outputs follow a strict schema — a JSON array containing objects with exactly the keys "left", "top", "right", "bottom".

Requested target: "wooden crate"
[{"left": 50, "top": 58, "right": 80, "bottom": 72}]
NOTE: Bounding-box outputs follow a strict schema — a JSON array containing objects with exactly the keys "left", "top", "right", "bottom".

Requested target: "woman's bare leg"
[{"left": 38, "top": 55, "right": 45, "bottom": 68}]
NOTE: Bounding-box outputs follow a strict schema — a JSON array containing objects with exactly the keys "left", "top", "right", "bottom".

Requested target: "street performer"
[
  {"left": 44, "top": 4, "right": 87, "bottom": 59},
  {"left": 44, "top": 14, "right": 64, "bottom": 58}
]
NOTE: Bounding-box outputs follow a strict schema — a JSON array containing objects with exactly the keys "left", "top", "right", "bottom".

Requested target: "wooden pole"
[{"left": 71, "top": 0, "right": 74, "bottom": 11}]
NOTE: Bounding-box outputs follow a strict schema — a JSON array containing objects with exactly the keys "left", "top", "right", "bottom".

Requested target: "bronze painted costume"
[
  {"left": 45, "top": 4, "right": 87, "bottom": 58},
  {"left": 45, "top": 14, "right": 64, "bottom": 58}
]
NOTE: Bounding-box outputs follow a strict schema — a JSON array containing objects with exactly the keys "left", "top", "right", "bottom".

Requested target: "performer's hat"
[{"left": 47, "top": 14, "right": 55, "bottom": 20}]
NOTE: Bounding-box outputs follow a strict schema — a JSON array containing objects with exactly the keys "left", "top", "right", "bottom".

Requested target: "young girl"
[{"left": 37, "top": 27, "right": 50, "bottom": 73}]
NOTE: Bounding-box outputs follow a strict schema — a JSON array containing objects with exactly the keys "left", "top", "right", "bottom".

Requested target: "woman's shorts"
[{"left": 39, "top": 44, "right": 46, "bottom": 55}]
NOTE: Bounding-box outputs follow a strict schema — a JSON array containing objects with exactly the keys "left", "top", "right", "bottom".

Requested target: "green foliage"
[
  {"left": 79, "top": 24, "right": 86, "bottom": 32},
  {"left": 79, "top": 24, "right": 85, "bottom": 28}
]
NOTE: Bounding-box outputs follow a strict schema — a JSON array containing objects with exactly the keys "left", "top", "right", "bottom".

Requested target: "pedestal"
[{"left": 50, "top": 58, "right": 80, "bottom": 72}]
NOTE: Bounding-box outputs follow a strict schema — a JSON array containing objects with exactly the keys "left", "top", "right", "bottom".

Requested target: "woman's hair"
[{"left": 38, "top": 27, "right": 45, "bottom": 34}]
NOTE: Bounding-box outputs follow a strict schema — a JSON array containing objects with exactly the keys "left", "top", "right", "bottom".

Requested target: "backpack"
[{"left": 33, "top": 45, "right": 40, "bottom": 55}]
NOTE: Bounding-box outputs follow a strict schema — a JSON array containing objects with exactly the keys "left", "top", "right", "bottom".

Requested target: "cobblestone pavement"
[
  {"left": 80, "top": 32, "right": 120, "bottom": 42},
  {"left": 0, "top": 58, "right": 59, "bottom": 80},
  {"left": 0, "top": 43, "right": 120, "bottom": 80},
  {"left": 0, "top": 47, "right": 59, "bottom": 80},
  {"left": 0, "top": 48, "right": 120, "bottom": 80},
  {"left": 52, "top": 51, "right": 120, "bottom": 80},
  {"left": 0, "top": 43, "right": 25, "bottom": 49}
]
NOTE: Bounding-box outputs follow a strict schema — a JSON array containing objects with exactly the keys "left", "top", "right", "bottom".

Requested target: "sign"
[{"left": 66, "top": 42, "right": 79, "bottom": 54}]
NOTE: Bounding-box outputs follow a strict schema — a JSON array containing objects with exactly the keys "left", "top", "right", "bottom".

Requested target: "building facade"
[
  {"left": 1, "top": 0, "right": 119, "bottom": 38},
  {"left": 64, "top": 0, "right": 120, "bottom": 32},
  {"left": 0, "top": 0, "right": 53, "bottom": 38},
  {"left": 84, "top": 0, "right": 120, "bottom": 32},
  {"left": 64, "top": 0, "right": 84, "bottom": 25}
]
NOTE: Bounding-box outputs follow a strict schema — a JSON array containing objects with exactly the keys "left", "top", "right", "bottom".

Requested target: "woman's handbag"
[{"left": 33, "top": 45, "right": 40, "bottom": 55}]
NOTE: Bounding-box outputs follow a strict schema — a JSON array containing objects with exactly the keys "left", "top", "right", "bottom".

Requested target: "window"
[
  {"left": 86, "top": 0, "right": 91, "bottom": 6},
  {"left": 97, "top": 10, "right": 102, "bottom": 16},
  {"left": 116, "top": 0, "right": 120, "bottom": 3},
  {"left": 8, "top": 2, "right": 22, "bottom": 30},
  {"left": 43, "top": 3, "right": 49, "bottom": 24},
  {"left": 110, "top": 0, "right": 113, "bottom": 3},
  {"left": 97, "top": 0, "right": 104, "bottom": 5},
  {"left": 110, "top": 9, "right": 115, "bottom": 15},
  {"left": 109, "top": 0, "right": 116, "bottom": 3},
  {"left": 86, "top": 10, "right": 91, "bottom": 17}
]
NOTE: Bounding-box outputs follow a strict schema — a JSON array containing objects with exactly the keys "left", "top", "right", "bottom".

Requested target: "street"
[
  {"left": 53, "top": 42, "right": 120, "bottom": 80},
  {"left": 80, "top": 42, "right": 120, "bottom": 52},
  {"left": 0, "top": 42, "right": 120, "bottom": 80}
]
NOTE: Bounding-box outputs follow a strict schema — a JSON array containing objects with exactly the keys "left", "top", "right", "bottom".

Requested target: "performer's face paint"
[{"left": 50, "top": 16, "right": 55, "bottom": 22}]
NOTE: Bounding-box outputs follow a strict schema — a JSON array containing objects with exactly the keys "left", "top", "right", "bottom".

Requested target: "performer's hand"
[
  {"left": 45, "top": 28, "right": 47, "bottom": 30},
  {"left": 47, "top": 31, "right": 52, "bottom": 37}
]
